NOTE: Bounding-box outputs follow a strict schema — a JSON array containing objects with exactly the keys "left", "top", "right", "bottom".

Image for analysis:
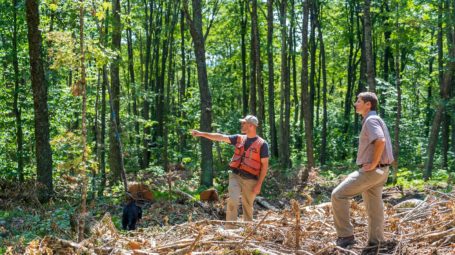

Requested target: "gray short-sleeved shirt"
[{"left": 356, "top": 111, "right": 394, "bottom": 165}]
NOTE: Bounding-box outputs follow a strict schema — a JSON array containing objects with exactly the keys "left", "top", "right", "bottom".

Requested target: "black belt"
[
  {"left": 232, "top": 169, "right": 258, "bottom": 180},
  {"left": 359, "top": 164, "right": 390, "bottom": 168}
]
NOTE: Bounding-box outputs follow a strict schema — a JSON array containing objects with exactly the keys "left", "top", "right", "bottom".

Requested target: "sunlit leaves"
[{"left": 46, "top": 31, "right": 78, "bottom": 70}]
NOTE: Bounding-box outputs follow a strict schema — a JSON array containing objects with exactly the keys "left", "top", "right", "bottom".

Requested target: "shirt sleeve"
[
  {"left": 365, "top": 119, "right": 385, "bottom": 144},
  {"left": 228, "top": 135, "right": 238, "bottom": 146},
  {"left": 260, "top": 142, "right": 270, "bottom": 158}
]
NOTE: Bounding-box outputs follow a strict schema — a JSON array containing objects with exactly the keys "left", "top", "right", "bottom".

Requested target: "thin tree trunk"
[
  {"left": 240, "top": 0, "right": 248, "bottom": 116},
  {"left": 156, "top": 2, "right": 172, "bottom": 167},
  {"left": 142, "top": 0, "right": 153, "bottom": 169},
  {"left": 25, "top": 0, "right": 53, "bottom": 203},
  {"left": 426, "top": 32, "right": 435, "bottom": 138},
  {"left": 425, "top": 0, "right": 454, "bottom": 179},
  {"left": 364, "top": 0, "right": 375, "bottom": 92},
  {"left": 300, "top": 0, "right": 314, "bottom": 182},
  {"left": 78, "top": 0, "right": 88, "bottom": 242},
  {"left": 279, "top": 0, "right": 291, "bottom": 168},
  {"left": 163, "top": 2, "right": 179, "bottom": 170},
  {"left": 179, "top": 9, "right": 186, "bottom": 160},
  {"left": 315, "top": 3, "right": 328, "bottom": 165},
  {"left": 392, "top": 0, "right": 401, "bottom": 184},
  {"left": 183, "top": 0, "right": 214, "bottom": 187},
  {"left": 251, "top": 0, "right": 265, "bottom": 135},
  {"left": 12, "top": 0, "right": 24, "bottom": 182},
  {"left": 126, "top": 0, "right": 141, "bottom": 167},
  {"left": 267, "top": 0, "right": 278, "bottom": 158},
  {"left": 249, "top": 0, "right": 257, "bottom": 116},
  {"left": 309, "top": 0, "right": 316, "bottom": 131},
  {"left": 381, "top": 0, "right": 391, "bottom": 117},
  {"left": 290, "top": 0, "right": 298, "bottom": 135},
  {"left": 99, "top": 66, "right": 107, "bottom": 196},
  {"left": 109, "top": 0, "right": 123, "bottom": 181}
]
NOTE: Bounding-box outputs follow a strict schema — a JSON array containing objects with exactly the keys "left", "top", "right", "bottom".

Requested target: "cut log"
[
  {"left": 199, "top": 188, "right": 219, "bottom": 202},
  {"left": 256, "top": 196, "right": 278, "bottom": 211},
  {"left": 127, "top": 182, "right": 154, "bottom": 202}
]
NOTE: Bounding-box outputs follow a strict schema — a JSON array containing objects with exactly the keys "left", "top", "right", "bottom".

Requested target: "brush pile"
[{"left": 24, "top": 188, "right": 454, "bottom": 255}]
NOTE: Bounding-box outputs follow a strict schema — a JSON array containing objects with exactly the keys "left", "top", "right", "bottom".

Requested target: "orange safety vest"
[{"left": 229, "top": 135, "right": 264, "bottom": 176}]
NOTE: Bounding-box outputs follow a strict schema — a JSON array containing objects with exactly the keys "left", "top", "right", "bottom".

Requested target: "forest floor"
[{"left": 1, "top": 167, "right": 454, "bottom": 255}]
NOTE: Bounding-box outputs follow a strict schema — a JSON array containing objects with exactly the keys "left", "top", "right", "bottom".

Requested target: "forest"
[{"left": 0, "top": 0, "right": 454, "bottom": 254}]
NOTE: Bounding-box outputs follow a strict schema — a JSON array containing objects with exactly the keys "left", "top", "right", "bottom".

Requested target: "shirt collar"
[{"left": 362, "top": 111, "right": 377, "bottom": 124}]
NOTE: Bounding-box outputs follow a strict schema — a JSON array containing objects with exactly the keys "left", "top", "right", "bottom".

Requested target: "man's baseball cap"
[{"left": 239, "top": 115, "right": 258, "bottom": 126}]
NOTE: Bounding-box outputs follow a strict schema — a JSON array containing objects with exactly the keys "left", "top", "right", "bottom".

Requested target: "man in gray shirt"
[{"left": 332, "top": 92, "right": 394, "bottom": 248}]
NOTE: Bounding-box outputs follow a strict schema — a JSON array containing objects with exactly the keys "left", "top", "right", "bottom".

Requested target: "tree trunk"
[
  {"left": 251, "top": 0, "right": 265, "bottom": 135},
  {"left": 156, "top": 3, "right": 172, "bottom": 167},
  {"left": 343, "top": 1, "right": 360, "bottom": 159},
  {"left": 249, "top": 0, "right": 257, "bottom": 116},
  {"left": 78, "top": 1, "right": 88, "bottom": 242},
  {"left": 141, "top": 0, "right": 153, "bottom": 169},
  {"left": 178, "top": 9, "right": 187, "bottom": 160},
  {"left": 425, "top": 0, "right": 454, "bottom": 179},
  {"left": 279, "top": 0, "right": 291, "bottom": 168},
  {"left": 392, "top": 0, "right": 401, "bottom": 184},
  {"left": 183, "top": 0, "right": 214, "bottom": 187},
  {"left": 25, "top": 0, "right": 53, "bottom": 203},
  {"left": 99, "top": 66, "right": 107, "bottom": 196},
  {"left": 426, "top": 32, "right": 435, "bottom": 138},
  {"left": 126, "top": 0, "right": 141, "bottom": 167},
  {"left": 240, "top": 0, "right": 248, "bottom": 116},
  {"left": 316, "top": 4, "right": 328, "bottom": 165},
  {"left": 163, "top": 2, "right": 179, "bottom": 170},
  {"left": 309, "top": 0, "right": 316, "bottom": 131},
  {"left": 381, "top": 0, "right": 392, "bottom": 117},
  {"left": 12, "top": 0, "right": 24, "bottom": 182},
  {"left": 290, "top": 0, "right": 299, "bottom": 147},
  {"left": 267, "top": 0, "right": 278, "bottom": 158},
  {"left": 300, "top": 0, "right": 315, "bottom": 182},
  {"left": 364, "top": 0, "right": 375, "bottom": 92},
  {"left": 109, "top": 0, "right": 122, "bottom": 181}
]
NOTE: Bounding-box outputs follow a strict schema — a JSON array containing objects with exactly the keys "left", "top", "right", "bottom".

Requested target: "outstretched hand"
[{"left": 191, "top": 129, "right": 201, "bottom": 137}]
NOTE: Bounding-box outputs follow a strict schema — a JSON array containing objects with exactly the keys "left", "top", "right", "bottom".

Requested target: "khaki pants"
[
  {"left": 331, "top": 167, "right": 389, "bottom": 243},
  {"left": 226, "top": 173, "right": 258, "bottom": 223}
]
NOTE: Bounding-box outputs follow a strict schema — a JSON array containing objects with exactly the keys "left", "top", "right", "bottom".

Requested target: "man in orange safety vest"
[{"left": 191, "top": 115, "right": 270, "bottom": 226}]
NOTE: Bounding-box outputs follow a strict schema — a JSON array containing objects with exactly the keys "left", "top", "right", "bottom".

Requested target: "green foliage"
[{"left": 395, "top": 168, "right": 450, "bottom": 190}]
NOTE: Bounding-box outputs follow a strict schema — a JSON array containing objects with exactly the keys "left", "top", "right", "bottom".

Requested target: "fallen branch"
[{"left": 256, "top": 196, "right": 279, "bottom": 211}]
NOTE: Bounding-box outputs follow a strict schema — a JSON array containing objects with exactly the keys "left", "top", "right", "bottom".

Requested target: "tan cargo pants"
[
  {"left": 331, "top": 167, "right": 389, "bottom": 244},
  {"left": 226, "top": 172, "right": 258, "bottom": 224}
]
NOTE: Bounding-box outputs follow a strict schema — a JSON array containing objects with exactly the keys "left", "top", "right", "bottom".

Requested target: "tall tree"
[
  {"left": 279, "top": 0, "right": 291, "bottom": 168},
  {"left": 392, "top": 0, "right": 402, "bottom": 183},
  {"left": 25, "top": 0, "right": 53, "bottom": 202},
  {"left": 78, "top": 0, "right": 88, "bottom": 241},
  {"left": 249, "top": 0, "right": 257, "bottom": 116},
  {"left": 342, "top": 0, "right": 360, "bottom": 152},
  {"left": 240, "top": 0, "right": 248, "bottom": 116},
  {"left": 300, "top": 0, "right": 315, "bottom": 182},
  {"left": 364, "top": 0, "right": 375, "bottom": 92},
  {"left": 425, "top": 0, "right": 454, "bottom": 179},
  {"left": 251, "top": 0, "right": 265, "bottom": 135},
  {"left": 109, "top": 0, "right": 123, "bottom": 181},
  {"left": 126, "top": 0, "right": 141, "bottom": 167},
  {"left": 12, "top": 0, "right": 24, "bottom": 182},
  {"left": 267, "top": 0, "right": 278, "bottom": 157},
  {"left": 380, "top": 0, "right": 393, "bottom": 117},
  {"left": 183, "top": 0, "right": 214, "bottom": 187},
  {"left": 141, "top": 0, "right": 153, "bottom": 169},
  {"left": 98, "top": 8, "right": 109, "bottom": 195},
  {"left": 178, "top": 9, "right": 187, "bottom": 159},
  {"left": 315, "top": 2, "right": 328, "bottom": 165}
]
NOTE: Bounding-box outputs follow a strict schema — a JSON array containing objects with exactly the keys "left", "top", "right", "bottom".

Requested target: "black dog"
[{"left": 122, "top": 201, "right": 142, "bottom": 230}]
